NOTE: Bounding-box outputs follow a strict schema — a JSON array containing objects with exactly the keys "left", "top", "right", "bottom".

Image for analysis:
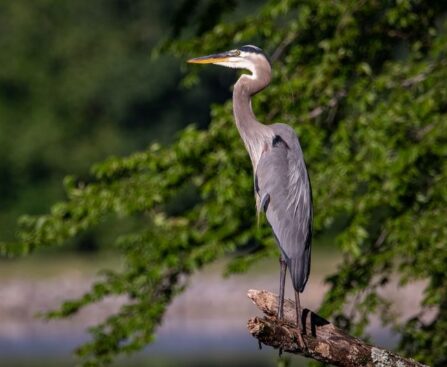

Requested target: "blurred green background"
[
  {"left": 0, "top": 0, "right": 261, "bottom": 245},
  {"left": 2, "top": 0, "right": 446, "bottom": 366}
]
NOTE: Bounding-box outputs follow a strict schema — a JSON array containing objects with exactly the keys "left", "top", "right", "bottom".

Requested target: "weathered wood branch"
[{"left": 247, "top": 289, "right": 428, "bottom": 367}]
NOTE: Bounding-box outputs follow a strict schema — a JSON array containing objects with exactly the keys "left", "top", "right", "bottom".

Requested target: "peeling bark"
[{"left": 247, "top": 290, "right": 428, "bottom": 367}]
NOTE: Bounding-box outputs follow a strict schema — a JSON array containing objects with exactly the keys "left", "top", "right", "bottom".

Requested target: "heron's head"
[{"left": 187, "top": 45, "right": 270, "bottom": 77}]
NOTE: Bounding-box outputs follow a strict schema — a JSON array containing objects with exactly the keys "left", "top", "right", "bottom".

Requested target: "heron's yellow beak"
[{"left": 187, "top": 51, "right": 233, "bottom": 64}]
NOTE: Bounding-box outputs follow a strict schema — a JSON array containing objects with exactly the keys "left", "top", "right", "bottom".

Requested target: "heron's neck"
[{"left": 233, "top": 73, "right": 274, "bottom": 169}]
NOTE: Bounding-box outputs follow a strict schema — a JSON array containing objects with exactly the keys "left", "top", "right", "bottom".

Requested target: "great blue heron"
[{"left": 188, "top": 45, "right": 312, "bottom": 342}]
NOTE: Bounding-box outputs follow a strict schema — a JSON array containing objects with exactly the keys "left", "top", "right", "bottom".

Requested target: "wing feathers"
[{"left": 255, "top": 124, "right": 312, "bottom": 292}]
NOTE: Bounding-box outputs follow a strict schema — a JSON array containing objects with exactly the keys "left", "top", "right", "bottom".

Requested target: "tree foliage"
[{"left": 2, "top": 0, "right": 447, "bottom": 366}]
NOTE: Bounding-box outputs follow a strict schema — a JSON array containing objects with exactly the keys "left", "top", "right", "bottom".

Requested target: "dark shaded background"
[{"left": 0, "top": 0, "right": 263, "bottom": 246}]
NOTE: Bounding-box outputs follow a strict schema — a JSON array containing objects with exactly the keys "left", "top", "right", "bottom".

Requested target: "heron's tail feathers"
[{"left": 288, "top": 254, "right": 311, "bottom": 293}]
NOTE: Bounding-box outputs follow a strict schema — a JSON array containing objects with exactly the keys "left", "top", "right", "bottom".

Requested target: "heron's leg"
[
  {"left": 294, "top": 290, "right": 307, "bottom": 350},
  {"left": 278, "top": 257, "right": 287, "bottom": 320}
]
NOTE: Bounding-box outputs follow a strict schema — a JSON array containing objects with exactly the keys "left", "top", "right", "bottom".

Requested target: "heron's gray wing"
[{"left": 255, "top": 127, "right": 312, "bottom": 292}]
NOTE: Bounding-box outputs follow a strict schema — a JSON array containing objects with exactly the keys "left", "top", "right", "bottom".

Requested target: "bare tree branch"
[{"left": 247, "top": 289, "right": 428, "bottom": 367}]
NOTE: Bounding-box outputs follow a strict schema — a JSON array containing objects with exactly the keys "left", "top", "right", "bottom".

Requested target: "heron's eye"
[{"left": 233, "top": 50, "right": 241, "bottom": 56}]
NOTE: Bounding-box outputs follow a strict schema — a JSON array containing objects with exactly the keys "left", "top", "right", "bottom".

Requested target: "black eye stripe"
[
  {"left": 239, "top": 45, "right": 263, "bottom": 54},
  {"left": 237, "top": 45, "right": 271, "bottom": 66}
]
